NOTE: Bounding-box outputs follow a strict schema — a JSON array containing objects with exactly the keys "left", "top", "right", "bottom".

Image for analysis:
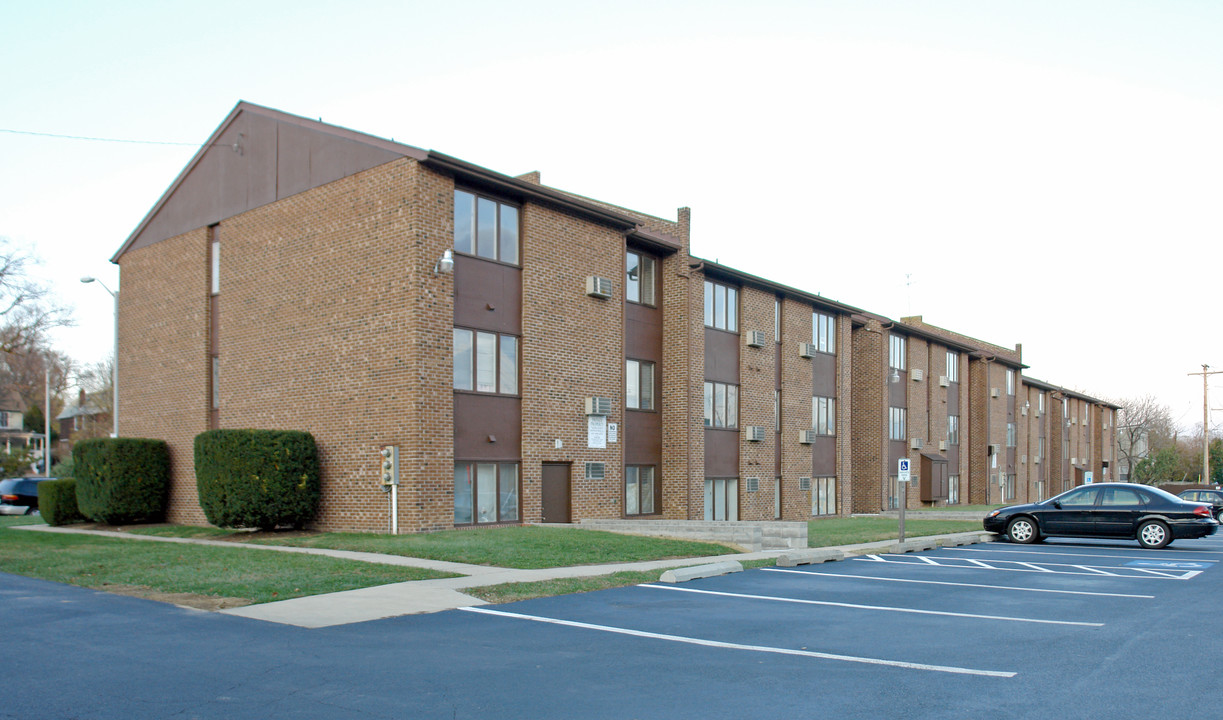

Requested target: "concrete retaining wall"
[{"left": 577, "top": 519, "right": 808, "bottom": 551}]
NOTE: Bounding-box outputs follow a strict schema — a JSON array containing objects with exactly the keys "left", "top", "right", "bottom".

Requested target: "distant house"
[
  {"left": 56, "top": 389, "right": 110, "bottom": 457},
  {"left": 0, "top": 387, "right": 47, "bottom": 470}
]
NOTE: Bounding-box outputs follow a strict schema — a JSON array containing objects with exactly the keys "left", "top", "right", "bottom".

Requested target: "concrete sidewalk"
[{"left": 15, "top": 525, "right": 995, "bottom": 628}]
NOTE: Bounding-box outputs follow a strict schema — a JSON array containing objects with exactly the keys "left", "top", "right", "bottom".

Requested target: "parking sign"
[{"left": 898, "top": 458, "right": 911, "bottom": 483}]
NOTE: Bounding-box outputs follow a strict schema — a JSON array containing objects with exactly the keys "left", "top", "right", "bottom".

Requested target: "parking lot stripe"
[
  {"left": 1014, "top": 562, "right": 1055, "bottom": 572},
  {"left": 459, "top": 607, "right": 1017, "bottom": 677},
  {"left": 865, "top": 554, "right": 1200, "bottom": 579},
  {"left": 951, "top": 547, "right": 1221, "bottom": 562},
  {"left": 638, "top": 584, "right": 1103, "bottom": 627},
  {"left": 1071, "top": 565, "right": 1118, "bottom": 576},
  {"left": 760, "top": 568, "right": 1154, "bottom": 599}
]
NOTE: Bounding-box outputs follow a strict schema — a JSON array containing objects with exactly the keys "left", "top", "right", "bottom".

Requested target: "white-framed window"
[
  {"left": 1038, "top": 392, "right": 1046, "bottom": 414},
  {"left": 885, "top": 476, "right": 899, "bottom": 510},
  {"left": 626, "top": 251, "right": 656, "bottom": 305},
  {"left": 704, "top": 477, "right": 738, "bottom": 520},
  {"left": 703, "top": 280, "right": 739, "bottom": 332},
  {"left": 945, "top": 350, "right": 959, "bottom": 382},
  {"left": 948, "top": 475, "right": 960, "bottom": 504},
  {"left": 812, "top": 476, "right": 836, "bottom": 516},
  {"left": 210, "top": 239, "right": 220, "bottom": 296},
  {"left": 889, "top": 407, "right": 907, "bottom": 441},
  {"left": 454, "top": 462, "right": 519, "bottom": 525},
  {"left": 775, "top": 297, "right": 781, "bottom": 342},
  {"left": 812, "top": 396, "right": 836, "bottom": 435},
  {"left": 625, "top": 466, "right": 656, "bottom": 515},
  {"left": 1007, "top": 422, "right": 1017, "bottom": 447},
  {"left": 1005, "top": 473, "right": 1016, "bottom": 501},
  {"left": 453, "top": 328, "right": 518, "bottom": 395},
  {"left": 1006, "top": 369, "right": 1015, "bottom": 396},
  {"left": 1037, "top": 437, "right": 1045, "bottom": 464},
  {"left": 453, "top": 189, "right": 520, "bottom": 265},
  {"left": 813, "top": 311, "right": 836, "bottom": 354},
  {"left": 703, "top": 381, "right": 739, "bottom": 428},
  {"left": 948, "top": 415, "right": 959, "bottom": 445},
  {"left": 626, "top": 360, "right": 655, "bottom": 410},
  {"left": 889, "top": 334, "right": 906, "bottom": 371}
]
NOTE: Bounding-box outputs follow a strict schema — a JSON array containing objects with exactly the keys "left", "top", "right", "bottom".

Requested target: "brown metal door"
[{"left": 541, "top": 462, "right": 571, "bottom": 523}]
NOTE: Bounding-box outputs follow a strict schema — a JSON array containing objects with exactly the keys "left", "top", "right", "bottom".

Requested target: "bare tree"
[
  {"left": 1113, "top": 394, "right": 1178, "bottom": 483},
  {"left": 0, "top": 349, "right": 74, "bottom": 420},
  {"left": 0, "top": 237, "right": 72, "bottom": 353}
]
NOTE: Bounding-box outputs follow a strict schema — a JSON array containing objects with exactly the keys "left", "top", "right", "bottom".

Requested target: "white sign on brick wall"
[{"left": 588, "top": 415, "right": 607, "bottom": 449}]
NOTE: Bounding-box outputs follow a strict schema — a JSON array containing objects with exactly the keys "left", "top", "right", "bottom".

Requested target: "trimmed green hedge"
[
  {"left": 38, "top": 479, "right": 85, "bottom": 526},
  {"left": 74, "top": 438, "right": 170, "bottom": 524},
  {"left": 194, "top": 429, "right": 320, "bottom": 530}
]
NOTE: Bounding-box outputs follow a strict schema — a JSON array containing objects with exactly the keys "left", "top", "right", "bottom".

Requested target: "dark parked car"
[
  {"left": 0, "top": 476, "right": 56, "bottom": 515},
  {"left": 984, "top": 482, "right": 1218, "bottom": 549},
  {"left": 1177, "top": 489, "right": 1223, "bottom": 523}
]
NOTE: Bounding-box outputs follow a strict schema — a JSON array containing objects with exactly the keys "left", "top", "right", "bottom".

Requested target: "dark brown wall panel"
[
  {"left": 813, "top": 436, "right": 836, "bottom": 476},
  {"left": 626, "top": 302, "right": 662, "bottom": 362},
  {"left": 625, "top": 410, "right": 662, "bottom": 465},
  {"left": 889, "top": 371, "right": 908, "bottom": 407},
  {"left": 704, "top": 328, "right": 739, "bottom": 384},
  {"left": 812, "top": 353, "right": 836, "bottom": 397},
  {"left": 454, "top": 393, "right": 521, "bottom": 460},
  {"left": 704, "top": 428, "right": 739, "bottom": 477},
  {"left": 453, "top": 255, "right": 522, "bottom": 334}
]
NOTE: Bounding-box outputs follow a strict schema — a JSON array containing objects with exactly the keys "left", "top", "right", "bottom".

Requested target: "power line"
[{"left": 0, "top": 127, "right": 209, "bottom": 147}]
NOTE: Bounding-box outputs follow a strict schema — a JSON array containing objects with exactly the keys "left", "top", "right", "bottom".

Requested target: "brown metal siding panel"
[
  {"left": 454, "top": 393, "right": 521, "bottom": 460},
  {"left": 813, "top": 436, "right": 836, "bottom": 476},
  {"left": 625, "top": 410, "right": 662, "bottom": 465},
  {"left": 453, "top": 255, "right": 522, "bottom": 334},
  {"left": 704, "top": 428, "right": 739, "bottom": 477},
  {"left": 812, "top": 352, "right": 836, "bottom": 397},
  {"left": 704, "top": 328, "right": 739, "bottom": 384},
  {"left": 625, "top": 302, "right": 662, "bottom": 362}
]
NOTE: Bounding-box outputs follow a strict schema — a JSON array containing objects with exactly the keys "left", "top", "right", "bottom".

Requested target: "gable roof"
[{"left": 112, "top": 101, "right": 429, "bottom": 261}]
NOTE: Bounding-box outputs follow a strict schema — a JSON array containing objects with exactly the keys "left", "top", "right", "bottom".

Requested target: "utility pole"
[{"left": 1187, "top": 364, "right": 1222, "bottom": 484}]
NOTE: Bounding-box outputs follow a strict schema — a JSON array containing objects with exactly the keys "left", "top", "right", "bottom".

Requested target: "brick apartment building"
[{"left": 112, "top": 102, "right": 1119, "bottom": 533}]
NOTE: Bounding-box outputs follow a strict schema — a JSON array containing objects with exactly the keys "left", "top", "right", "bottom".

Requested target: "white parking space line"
[
  {"left": 761, "top": 568, "right": 1154, "bottom": 599},
  {"left": 638, "top": 584, "right": 1102, "bottom": 627},
  {"left": 459, "top": 607, "right": 1017, "bottom": 677},
  {"left": 950, "top": 547, "right": 1221, "bottom": 562},
  {"left": 858, "top": 554, "right": 1202, "bottom": 579},
  {"left": 1014, "top": 562, "right": 1055, "bottom": 572}
]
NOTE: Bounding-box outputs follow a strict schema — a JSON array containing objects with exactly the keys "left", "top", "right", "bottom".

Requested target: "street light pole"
[
  {"left": 1188, "top": 365, "right": 1221, "bottom": 484},
  {"left": 80, "top": 277, "right": 118, "bottom": 438}
]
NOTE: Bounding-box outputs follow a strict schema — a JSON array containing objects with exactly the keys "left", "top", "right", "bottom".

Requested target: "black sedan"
[
  {"left": 1178, "top": 489, "right": 1223, "bottom": 523},
  {"left": 0, "top": 476, "right": 56, "bottom": 515},
  {"left": 984, "top": 482, "right": 1218, "bottom": 549}
]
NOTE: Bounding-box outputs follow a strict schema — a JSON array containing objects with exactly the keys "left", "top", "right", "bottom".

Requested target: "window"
[
  {"left": 948, "top": 475, "right": 960, "bottom": 504},
  {"left": 1101, "top": 487, "right": 1144, "bottom": 506},
  {"left": 73, "top": 415, "right": 82, "bottom": 431},
  {"left": 1037, "top": 437, "right": 1045, "bottom": 464},
  {"left": 210, "top": 239, "right": 220, "bottom": 295},
  {"left": 1038, "top": 392, "right": 1046, "bottom": 414},
  {"left": 812, "top": 477, "right": 836, "bottom": 516},
  {"left": 1006, "top": 369, "right": 1015, "bottom": 396},
  {"left": 0, "top": 411, "right": 7, "bottom": 428},
  {"left": 1004, "top": 473, "right": 1015, "bottom": 501},
  {"left": 774, "top": 477, "right": 781, "bottom": 519},
  {"left": 889, "top": 334, "right": 906, "bottom": 370},
  {"left": 704, "top": 477, "right": 738, "bottom": 520},
  {"left": 948, "top": 415, "right": 959, "bottom": 445},
  {"left": 774, "top": 390, "right": 780, "bottom": 431},
  {"left": 1059, "top": 487, "right": 1098, "bottom": 507},
  {"left": 813, "top": 311, "right": 836, "bottom": 354},
  {"left": 703, "top": 381, "right": 739, "bottom": 428},
  {"left": 812, "top": 396, "right": 836, "bottom": 435},
  {"left": 775, "top": 298, "right": 781, "bottom": 342},
  {"left": 626, "top": 360, "right": 655, "bottom": 410},
  {"left": 1007, "top": 422, "right": 1017, "bottom": 447},
  {"left": 626, "top": 251, "right": 656, "bottom": 305},
  {"left": 453, "top": 328, "right": 518, "bottom": 394},
  {"left": 211, "top": 356, "right": 220, "bottom": 410},
  {"left": 625, "top": 466, "right": 656, "bottom": 515},
  {"left": 889, "top": 407, "right": 907, "bottom": 441},
  {"left": 945, "top": 350, "right": 959, "bottom": 382},
  {"left": 454, "top": 462, "right": 519, "bottom": 524},
  {"left": 703, "top": 280, "right": 738, "bottom": 332},
  {"left": 453, "top": 190, "right": 519, "bottom": 265},
  {"left": 885, "top": 476, "right": 899, "bottom": 510}
]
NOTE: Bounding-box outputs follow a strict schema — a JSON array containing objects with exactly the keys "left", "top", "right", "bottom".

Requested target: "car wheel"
[
  {"left": 1137, "top": 520, "right": 1170, "bottom": 549},
  {"left": 1007, "top": 517, "right": 1039, "bottom": 544},
  {"left": 1215, "top": 509, "right": 1223, "bottom": 523}
]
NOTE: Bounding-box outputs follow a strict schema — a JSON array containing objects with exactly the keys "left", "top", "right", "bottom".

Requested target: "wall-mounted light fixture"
[
  {"left": 889, "top": 368, "right": 900, "bottom": 384},
  {"left": 434, "top": 249, "right": 454, "bottom": 276}
]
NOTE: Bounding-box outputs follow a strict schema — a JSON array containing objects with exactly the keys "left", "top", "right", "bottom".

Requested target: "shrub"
[
  {"left": 50, "top": 455, "right": 74, "bottom": 479},
  {"left": 194, "top": 429, "right": 320, "bottom": 530},
  {"left": 39, "top": 479, "right": 85, "bottom": 526},
  {"left": 74, "top": 438, "right": 170, "bottom": 524}
]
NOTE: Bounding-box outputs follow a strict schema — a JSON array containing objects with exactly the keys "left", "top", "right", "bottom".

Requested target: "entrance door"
[{"left": 541, "top": 462, "right": 571, "bottom": 523}]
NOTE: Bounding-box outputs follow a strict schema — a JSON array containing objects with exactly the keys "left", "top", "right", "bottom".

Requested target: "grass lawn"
[
  {"left": 243, "top": 525, "right": 739, "bottom": 569},
  {"left": 0, "top": 517, "right": 456, "bottom": 607},
  {"left": 809, "top": 516, "right": 983, "bottom": 547}
]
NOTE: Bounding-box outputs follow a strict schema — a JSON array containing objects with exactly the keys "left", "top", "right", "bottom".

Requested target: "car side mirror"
[{"left": 1052, "top": 501, "right": 1062, "bottom": 509}]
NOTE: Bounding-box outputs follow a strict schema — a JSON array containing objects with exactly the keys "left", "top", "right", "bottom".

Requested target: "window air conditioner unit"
[
  {"left": 745, "top": 477, "right": 760, "bottom": 493},
  {"left": 989, "top": 443, "right": 1001, "bottom": 455},
  {"left": 799, "top": 343, "right": 816, "bottom": 358},
  {"left": 938, "top": 376, "right": 950, "bottom": 387},
  {"left": 911, "top": 369, "right": 923, "bottom": 382},
  {"left": 747, "top": 331, "right": 766, "bottom": 347},
  {"left": 990, "top": 388, "right": 1001, "bottom": 398},
  {"left": 1071, "top": 457, "right": 1078, "bottom": 465},
  {"left": 938, "top": 440, "right": 947, "bottom": 452},
  {"left": 746, "top": 426, "right": 766, "bottom": 442},
  {"left": 584, "top": 397, "right": 613, "bottom": 416},
  {"left": 799, "top": 477, "right": 812, "bottom": 491},
  {"left": 799, "top": 430, "right": 816, "bottom": 444},
  {"left": 1071, "top": 417, "right": 1077, "bottom": 425},
  {"left": 1021, "top": 454, "right": 1027, "bottom": 464},
  {"left": 584, "top": 462, "right": 605, "bottom": 480},
  {"left": 910, "top": 437, "right": 922, "bottom": 450},
  {"left": 585, "top": 276, "right": 613, "bottom": 299}
]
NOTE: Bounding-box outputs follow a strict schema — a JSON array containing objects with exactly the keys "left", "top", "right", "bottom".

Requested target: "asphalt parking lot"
[{"left": 6, "top": 534, "right": 1223, "bottom": 719}]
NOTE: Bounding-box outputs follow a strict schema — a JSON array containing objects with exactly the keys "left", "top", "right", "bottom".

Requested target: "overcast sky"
[{"left": 3, "top": 0, "right": 1220, "bottom": 432}]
